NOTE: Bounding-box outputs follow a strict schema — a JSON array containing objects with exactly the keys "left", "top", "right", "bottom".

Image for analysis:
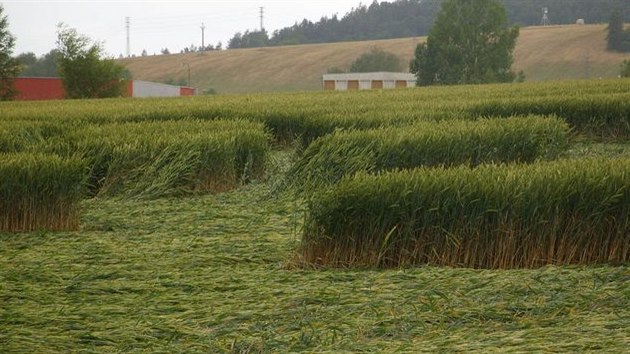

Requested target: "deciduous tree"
[
  {"left": 350, "top": 47, "right": 402, "bottom": 72},
  {"left": 410, "top": 0, "right": 519, "bottom": 86},
  {"left": 607, "top": 8, "right": 630, "bottom": 52},
  {"left": 228, "top": 30, "right": 269, "bottom": 49},
  {"left": 607, "top": 8, "right": 625, "bottom": 51},
  {"left": 56, "top": 24, "right": 128, "bottom": 99},
  {"left": 0, "top": 5, "right": 21, "bottom": 100},
  {"left": 17, "top": 50, "right": 59, "bottom": 77}
]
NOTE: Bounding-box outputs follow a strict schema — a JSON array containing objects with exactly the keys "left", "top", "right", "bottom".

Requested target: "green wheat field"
[{"left": 1, "top": 79, "right": 629, "bottom": 352}]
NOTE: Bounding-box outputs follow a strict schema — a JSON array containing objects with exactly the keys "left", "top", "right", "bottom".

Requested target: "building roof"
[{"left": 322, "top": 72, "right": 416, "bottom": 81}]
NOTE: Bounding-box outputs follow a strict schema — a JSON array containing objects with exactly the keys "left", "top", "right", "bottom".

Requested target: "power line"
[
  {"left": 130, "top": 15, "right": 244, "bottom": 31},
  {"left": 131, "top": 12, "right": 246, "bottom": 26},
  {"left": 67, "top": 7, "right": 270, "bottom": 56}
]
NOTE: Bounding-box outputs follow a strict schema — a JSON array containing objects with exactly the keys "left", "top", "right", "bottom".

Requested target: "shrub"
[{"left": 350, "top": 47, "right": 402, "bottom": 73}]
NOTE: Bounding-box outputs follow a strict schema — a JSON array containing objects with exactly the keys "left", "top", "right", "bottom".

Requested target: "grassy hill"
[{"left": 122, "top": 25, "right": 629, "bottom": 94}]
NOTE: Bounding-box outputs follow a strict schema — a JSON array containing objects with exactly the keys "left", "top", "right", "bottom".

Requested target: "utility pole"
[
  {"left": 182, "top": 62, "right": 191, "bottom": 87},
  {"left": 201, "top": 22, "right": 206, "bottom": 50},
  {"left": 259, "top": 7, "right": 264, "bottom": 31},
  {"left": 126, "top": 17, "right": 130, "bottom": 57},
  {"left": 541, "top": 8, "right": 549, "bottom": 26}
]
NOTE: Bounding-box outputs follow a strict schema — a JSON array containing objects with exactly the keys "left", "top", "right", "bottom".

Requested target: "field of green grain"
[{"left": 1, "top": 79, "right": 629, "bottom": 352}]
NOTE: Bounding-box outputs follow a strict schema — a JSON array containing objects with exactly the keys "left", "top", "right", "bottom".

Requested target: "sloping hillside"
[{"left": 121, "top": 25, "right": 629, "bottom": 94}]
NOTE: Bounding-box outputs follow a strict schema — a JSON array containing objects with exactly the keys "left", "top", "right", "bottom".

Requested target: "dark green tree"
[
  {"left": 17, "top": 50, "right": 59, "bottom": 77},
  {"left": 228, "top": 30, "right": 269, "bottom": 49},
  {"left": 16, "top": 52, "right": 37, "bottom": 67},
  {"left": 0, "top": 5, "right": 21, "bottom": 100},
  {"left": 56, "top": 24, "right": 127, "bottom": 99},
  {"left": 607, "top": 8, "right": 624, "bottom": 51},
  {"left": 223, "top": 0, "right": 628, "bottom": 48},
  {"left": 350, "top": 47, "right": 403, "bottom": 72},
  {"left": 622, "top": 60, "right": 630, "bottom": 77},
  {"left": 410, "top": 0, "right": 519, "bottom": 86}
]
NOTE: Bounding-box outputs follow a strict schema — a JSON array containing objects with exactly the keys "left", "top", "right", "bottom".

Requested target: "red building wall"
[
  {"left": 13, "top": 78, "right": 192, "bottom": 100},
  {"left": 14, "top": 78, "right": 65, "bottom": 101},
  {"left": 126, "top": 80, "right": 134, "bottom": 97},
  {"left": 180, "top": 87, "right": 196, "bottom": 96}
]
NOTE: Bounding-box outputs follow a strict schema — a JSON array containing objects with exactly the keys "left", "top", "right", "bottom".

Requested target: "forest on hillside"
[{"left": 228, "top": 0, "right": 628, "bottom": 49}]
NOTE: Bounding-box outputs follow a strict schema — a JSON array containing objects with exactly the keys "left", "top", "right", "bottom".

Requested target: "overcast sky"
[{"left": 3, "top": 0, "right": 367, "bottom": 57}]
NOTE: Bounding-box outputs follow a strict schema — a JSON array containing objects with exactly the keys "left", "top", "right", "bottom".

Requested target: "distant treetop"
[{"left": 227, "top": 0, "right": 629, "bottom": 49}]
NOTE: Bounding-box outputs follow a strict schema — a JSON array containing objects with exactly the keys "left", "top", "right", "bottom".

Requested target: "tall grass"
[
  {"left": 0, "top": 116, "right": 270, "bottom": 199},
  {"left": 0, "top": 120, "right": 69, "bottom": 153},
  {"left": 289, "top": 115, "right": 569, "bottom": 193},
  {"left": 2, "top": 79, "right": 627, "bottom": 145},
  {"left": 44, "top": 119, "right": 270, "bottom": 198},
  {"left": 0, "top": 153, "right": 87, "bottom": 231},
  {"left": 468, "top": 93, "right": 630, "bottom": 139},
  {"left": 300, "top": 158, "right": 630, "bottom": 269}
]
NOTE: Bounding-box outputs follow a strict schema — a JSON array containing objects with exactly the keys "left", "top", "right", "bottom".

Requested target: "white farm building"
[{"left": 322, "top": 72, "right": 416, "bottom": 91}]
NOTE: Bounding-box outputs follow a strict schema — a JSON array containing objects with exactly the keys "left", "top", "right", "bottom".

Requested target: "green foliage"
[
  {"left": 15, "top": 52, "right": 36, "bottom": 66},
  {"left": 201, "top": 87, "right": 217, "bottom": 95},
  {"left": 349, "top": 47, "right": 402, "bottom": 73},
  {"left": 228, "top": 30, "right": 269, "bottom": 49},
  {"left": 302, "top": 158, "right": 630, "bottom": 268},
  {"left": 0, "top": 152, "right": 87, "bottom": 231},
  {"left": 410, "top": 0, "right": 519, "bottom": 85},
  {"left": 290, "top": 116, "right": 569, "bottom": 193},
  {"left": 268, "top": 1, "right": 441, "bottom": 46},
  {"left": 622, "top": 60, "right": 630, "bottom": 77},
  {"left": 229, "top": 0, "right": 628, "bottom": 48},
  {"left": 0, "top": 5, "right": 20, "bottom": 100},
  {"left": 606, "top": 8, "right": 630, "bottom": 52},
  {"left": 16, "top": 50, "right": 59, "bottom": 77},
  {"left": 326, "top": 66, "right": 346, "bottom": 74},
  {"left": 56, "top": 24, "right": 127, "bottom": 98}
]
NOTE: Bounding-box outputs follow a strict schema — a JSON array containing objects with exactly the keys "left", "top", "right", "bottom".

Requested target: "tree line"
[
  {"left": 228, "top": 0, "right": 629, "bottom": 49},
  {"left": 607, "top": 8, "right": 630, "bottom": 52}
]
